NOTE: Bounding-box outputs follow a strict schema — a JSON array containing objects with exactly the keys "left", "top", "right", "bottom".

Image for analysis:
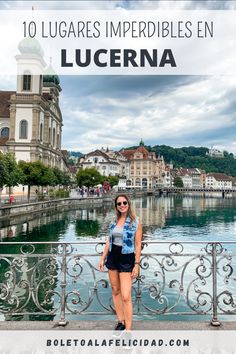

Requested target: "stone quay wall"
[{"left": 0, "top": 197, "right": 113, "bottom": 220}]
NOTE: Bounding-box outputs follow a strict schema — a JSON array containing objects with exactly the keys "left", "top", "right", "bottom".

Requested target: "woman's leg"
[
  {"left": 119, "top": 272, "right": 133, "bottom": 330},
  {"left": 108, "top": 270, "right": 125, "bottom": 323}
]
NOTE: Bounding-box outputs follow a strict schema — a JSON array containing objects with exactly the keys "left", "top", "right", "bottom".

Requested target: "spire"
[{"left": 139, "top": 138, "right": 144, "bottom": 146}]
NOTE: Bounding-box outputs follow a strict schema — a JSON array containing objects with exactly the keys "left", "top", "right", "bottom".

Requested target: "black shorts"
[{"left": 105, "top": 244, "right": 135, "bottom": 273}]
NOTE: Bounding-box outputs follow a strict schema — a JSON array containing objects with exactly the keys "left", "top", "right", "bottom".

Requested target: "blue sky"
[{"left": 1, "top": 1, "right": 236, "bottom": 154}]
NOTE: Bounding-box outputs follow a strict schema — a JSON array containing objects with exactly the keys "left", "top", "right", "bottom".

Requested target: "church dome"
[
  {"left": 43, "top": 64, "right": 60, "bottom": 86},
  {"left": 18, "top": 37, "right": 44, "bottom": 57}
]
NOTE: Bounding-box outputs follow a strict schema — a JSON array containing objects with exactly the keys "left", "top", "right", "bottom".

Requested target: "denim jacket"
[{"left": 109, "top": 215, "right": 139, "bottom": 254}]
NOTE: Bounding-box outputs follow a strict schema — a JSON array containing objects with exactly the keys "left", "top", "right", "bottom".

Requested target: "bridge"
[
  {"left": 138, "top": 187, "right": 236, "bottom": 196},
  {"left": 160, "top": 187, "right": 236, "bottom": 193},
  {"left": 0, "top": 240, "right": 235, "bottom": 326}
]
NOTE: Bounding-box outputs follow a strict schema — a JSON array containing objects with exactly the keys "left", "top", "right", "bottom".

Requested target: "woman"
[{"left": 99, "top": 194, "right": 142, "bottom": 331}]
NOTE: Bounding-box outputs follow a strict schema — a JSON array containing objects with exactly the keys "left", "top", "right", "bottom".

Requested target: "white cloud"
[{"left": 58, "top": 74, "right": 236, "bottom": 154}]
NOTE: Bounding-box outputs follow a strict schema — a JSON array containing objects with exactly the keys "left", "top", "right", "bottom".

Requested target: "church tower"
[{"left": 7, "top": 37, "right": 64, "bottom": 170}]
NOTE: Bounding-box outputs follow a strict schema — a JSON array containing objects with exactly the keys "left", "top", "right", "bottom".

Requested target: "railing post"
[
  {"left": 58, "top": 243, "right": 68, "bottom": 326},
  {"left": 211, "top": 242, "right": 221, "bottom": 326}
]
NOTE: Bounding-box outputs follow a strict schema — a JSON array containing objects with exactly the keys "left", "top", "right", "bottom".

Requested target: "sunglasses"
[{"left": 116, "top": 201, "right": 128, "bottom": 206}]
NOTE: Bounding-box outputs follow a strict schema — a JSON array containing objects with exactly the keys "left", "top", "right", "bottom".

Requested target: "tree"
[
  {"left": 76, "top": 168, "right": 102, "bottom": 188},
  {"left": 61, "top": 171, "right": 71, "bottom": 187},
  {"left": 19, "top": 161, "right": 57, "bottom": 201},
  {"left": 19, "top": 161, "right": 40, "bottom": 201},
  {"left": 173, "top": 176, "right": 184, "bottom": 188},
  {"left": 40, "top": 165, "right": 57, "bottom": 188},
  {"left": 106, "top": 175, "right": 119, "bottom": 188},
  {"left": 53, "top": 167, "right": 71, "bottom": 187},
  {"left": 3, "top": 153, "right": 24, "bottom": 196},
  {"left": 0, "top": 153, "right": 7, "bottom": 189},
  {"left": 0, "top": 154, "right": 7, "bottom": 206}
]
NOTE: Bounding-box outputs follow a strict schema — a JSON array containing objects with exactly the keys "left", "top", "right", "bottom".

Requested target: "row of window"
[
  {"left": 0, "top": 121, "right": 28, "bottom": 139},
  {"left": 1, "top": 122, "right": 60, "bottom": 146}
]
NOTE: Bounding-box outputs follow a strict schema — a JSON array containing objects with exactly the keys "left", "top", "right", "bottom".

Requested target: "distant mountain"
[
  {"left": 68, "top": 151, "right": 83, "bottom": 158},
  {"left": 125, "top": 144, "right": 236, "bottom": 177}
]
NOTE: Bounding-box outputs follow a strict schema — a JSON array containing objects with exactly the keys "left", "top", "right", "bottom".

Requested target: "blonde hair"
[{"left": 114, "top": 194, "right": 136, "bottom": 224}]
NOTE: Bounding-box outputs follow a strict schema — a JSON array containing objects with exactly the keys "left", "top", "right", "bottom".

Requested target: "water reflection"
[{"left": 0, "top": 196, "right": 236, "bottom": 242}]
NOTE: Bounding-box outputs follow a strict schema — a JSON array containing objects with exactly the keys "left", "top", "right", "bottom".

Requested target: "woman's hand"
[
  {"left": 131, "top": 264, "right": 139, "bottom": 278},
  {"left": 99, "top": 258, "right": 105, "bottom": 272}
]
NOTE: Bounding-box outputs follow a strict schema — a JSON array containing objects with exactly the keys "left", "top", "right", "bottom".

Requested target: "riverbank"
[
  {"left": 0, "top": 196, "right": 113, "bottom": 221},
  {"left": 1, "top": 189, "right": 235, "bottom": 222}
]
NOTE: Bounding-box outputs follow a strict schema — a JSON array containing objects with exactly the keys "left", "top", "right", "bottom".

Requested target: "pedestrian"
[
  {"left": 80, "top": 188, "right": 84, "bottom": 198},
  {"left": 99, "top": 194, "right": 142, "bottom": 331},
  {"left": 9, "top": 195, "right": 15, "bottom": 204}
]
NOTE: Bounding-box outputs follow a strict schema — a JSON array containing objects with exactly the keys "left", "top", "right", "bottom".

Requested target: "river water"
[
  {"left": 0, "top": 195, "right": 236, "bottom": 322},
  {"left": 1, "top": 195, "right": 235, "bottom": 243}
]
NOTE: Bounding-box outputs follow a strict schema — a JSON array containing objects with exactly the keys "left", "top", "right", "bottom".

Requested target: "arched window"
[
  {"left": 22, "top": 71, "right": 31, "bottom": 91},
  {"left": 1, "top": 127, "right": 9, "bottom": 137},
  {"left": 19, "top": 120, "right": 28, "bottom": 139},
  {"left": 40, "top": 123, "right": 43, "bottom": 141},
  {"left": 142, "top": 178, "right": 148, "bottom": 187}
]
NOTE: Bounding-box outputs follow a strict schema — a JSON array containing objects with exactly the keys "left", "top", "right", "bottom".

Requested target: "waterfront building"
[
  {"left": 103, "top": 147, "right": 129, "bottom": 178},
  {"left": 231, "top": 177, "right": 236, "bottom": 190},
  {"left": 176, "top": 168, "right": 192, "bottom": 188},
  {"left": 163, "top": 164, "right": 172, "bottom": 187},
  {"left": 120, "top": 140, "right": 165, "bottom": 189},
  {"left": 79, "top": 149, "right": 120, "bottom": 177},
  {"left": 205, "top": 173, "right": 232, "bottom": 190},
  {"left": 175, "top": 168, "right": 204, "bottom": 188}
]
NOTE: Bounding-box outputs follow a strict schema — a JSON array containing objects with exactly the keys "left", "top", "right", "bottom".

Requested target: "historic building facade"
[
  {"left": 120, "top": 140, "right": 165, "bottom": 188},
  {"left": 79, "top": 149, "right": 120, "bottom": 177},
  {"left": 205, "top": 173, "right": 232, "bottom": 189},
  {"left": 0, "top": 37, "right": 66, "bottom": 171},
  {"left": 79, "top": 142, "right": 166, "bottom": 188}
]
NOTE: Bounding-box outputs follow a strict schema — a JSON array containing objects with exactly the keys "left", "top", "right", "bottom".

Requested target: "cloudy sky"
[{"left": 1, "top": 1, "right": 236, "bottom": 155}]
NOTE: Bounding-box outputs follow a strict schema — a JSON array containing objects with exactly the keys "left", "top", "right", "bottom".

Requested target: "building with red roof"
[{"left": 120, "top": 139, "right": 165, "bottom": 188}]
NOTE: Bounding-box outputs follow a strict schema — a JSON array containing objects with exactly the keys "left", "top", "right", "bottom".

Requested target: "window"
[
  {"left": 48, "top": 127, "right": 51, "bottom": 144},
  {"left": 142, "top": 178, "right": 147, "bottom": 187},
  {"left": 39, "top": 75, "right": 43, "bottom": 92},
  {"left": 19, "top": 120, "right": 28, "bottom": 139},
  {"left": 53, "top": 128, "right": 55, "bottom": 147},
  {"left": 136, "top": 178, "right": 141, "bottom": 186},
  {"left": 57, "top": 133, "right": 60, "bottom": 148},
  {"left": 1, "top": 127, "right": 9, "bottom": 137},
  {"left": 40, "top": 123, "right": 43, "bottom": 141},
  {"left": 22, "top": 72, "right": 31, "bottom": 91}
]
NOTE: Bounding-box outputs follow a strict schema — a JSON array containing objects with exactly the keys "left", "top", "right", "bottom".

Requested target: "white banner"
[
  {"left": 0, "top": 330, "right": 236, "bottom": 353},
  {"left": 0, "top": 10, "right": 236, "bottom": 75}
]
